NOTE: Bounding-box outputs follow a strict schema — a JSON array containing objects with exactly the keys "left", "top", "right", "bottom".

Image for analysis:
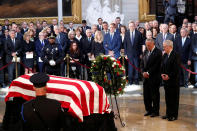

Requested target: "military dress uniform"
[
  {"left": 21, "top": 73, "right": 65, "bottom": 131},
  {"left": 41, "top": 42, "right": 64, "bottom": 76}
]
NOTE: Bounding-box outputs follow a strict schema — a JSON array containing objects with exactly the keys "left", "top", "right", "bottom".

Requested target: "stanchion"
[
  {"left": 66, "top": 54, "right": 70, "bottom": 78},
  {"left": 15, "top": 56, "right": 18, "bottom": 78}
]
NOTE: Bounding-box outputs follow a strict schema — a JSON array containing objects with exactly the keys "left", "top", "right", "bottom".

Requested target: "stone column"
[{"left": 58, "top": 0, "right": 63, "bottom": 24}]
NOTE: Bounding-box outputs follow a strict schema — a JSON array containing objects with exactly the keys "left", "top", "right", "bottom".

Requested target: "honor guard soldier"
[
  {"left": 41, "top": 33, "right": 64, "bottom": 76},
  {"left": 21, "top": 73, "right": 64, "bottom": 131}
]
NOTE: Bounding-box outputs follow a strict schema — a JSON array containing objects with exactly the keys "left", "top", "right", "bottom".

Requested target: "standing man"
[
  {"left": 174, "top": 28, "right": 191, "bottom": 88},
  {"left": 163, "top": 0, "right": 177, "bottom": 24},
  {"left": 141, "top": 39, "right": 162, "bottom": 117},
  {"left": 124, "top": 21, "right": 143, "bottom": 85},
  {"left": 156, "top": 24, "right": 174, "bottom": 51},
  {"left": 161, "top": 40, "right": 180, "bottom": 121},
  {"left": 67, "top": 22, "right": 75, "bottom": 32},
  {"left": 54, "top": 25, "right": 68, "bottom": 76},
  {"left": 35, "top": 32, "right": 49, "bottom": 72},
  {"left": 81, "top": 20, "right": 91, "bottom": 36},
  {"left": 12, "top": 23, "right": 23, "bottom": 40},
  {"left": 103, "top": 23, "right": 121, "bottom": 59},
  {"left": 41, "top": 34, "right": 63, "bottom": 76},
  {"left": 4, "top": 30, "right": 22, "bottom": 85},
  {"left": 102, "top": 21, "right": 109, "bottom": 36},
  {"left": 115, "top": 17, "right": 122, "bottom": 29},
  {"left": 50, "top": 19, "right": 58, "bottom": 34},
  {"left": 81, "top": 29, "right": 94, "bottom": 80},
  {"left": 21, "top": 73, "right": 65, "bottom": 131},
  {"left": 0, "top": 38, "right": 5, "bottom": 88},
  {"left": 97, "top": 18, "right": 103, "bottom": 31}
]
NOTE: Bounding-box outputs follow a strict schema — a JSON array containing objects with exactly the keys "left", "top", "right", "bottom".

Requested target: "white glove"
[{"left": 49, "top": 60, "right": 56, "bottom": 66}]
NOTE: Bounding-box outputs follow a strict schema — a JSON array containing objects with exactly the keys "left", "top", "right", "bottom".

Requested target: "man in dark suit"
[
  {"left": 81, "top": 29, "right": 94, "bottom": 80},
  {"left": 102, "top": 21, "right": 109, "bottom": 36},
  {"left": 163, "top": 0, "right": 177, "bottom": 24},
  {"left": 161, "top": 40, "right": 180, "bottom": 121},
  {"left": 191, "top": 32, "right": 197, "bottom": 88},
  {"left": 81, "top": 20, "right": 91, "bottom": 36},
  {"left": 2, "top": 19, "right": 9, "bottom": 32},
  {"left": 4, "top": 30, "right": 22, "bottom": 84},
  {"left": 141, "top": 39, "right": 162, "bottom": 117},
  {"left": 97, "top": 18, "right": 103, "bottom": 31},
  {"left": 35, "top": 32, "right": 49, "bottom": 72},
  {"left": 21, "top": 22, "right": 28, "bottom": 35},
  {"left": 169, "top": 24, "right": 179, "bottom": 40},
  {"left": 12, "top": 23, "right": 23, "bottom": 40},
  {"left": 124, "top": 21, "right": 143, "bottom": 85},
  {"left": 190, "top": 22, "right": 197, "bottom": 39},
  {"left": 103, "top": 23, "right": 121, "bottom": 59},
  {"left": 67, "top": 22, "right": 75, "bottom": 33},
  {"left": 174, "top": 28, "right": 191, "bottom": 88},
  {"left": 0, "top": 38, "right": 5, "bottom": 88},
  {"left": 156, "top": 24, "right": 174, "bottom": 51},
  {"left": 115, "top": 17, "right": 122, "bottom": 30},
  {"left": 54, "top": 25, "right": 68, "bottom": 76},
  {"left": 50, "top": 19, "right": 58, "bottom": 35}
]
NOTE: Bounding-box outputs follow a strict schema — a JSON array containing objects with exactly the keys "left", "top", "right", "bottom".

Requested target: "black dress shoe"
[
  {"left": 144, "top": 112, "right": 152, "bottom": 116},
  {"left": 162, "top": 115, "right": 168, "bottom": 119},
  {"left": 150, "top": 113, "right": 159, "bottom": 117},
  {"left": 167, "top": 117, "right": 176, "bottom": 121}
]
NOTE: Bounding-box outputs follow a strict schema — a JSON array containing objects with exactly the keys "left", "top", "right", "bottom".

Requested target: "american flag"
[{"left": 5, "top": 74, "right": 110, "bottom": 122}]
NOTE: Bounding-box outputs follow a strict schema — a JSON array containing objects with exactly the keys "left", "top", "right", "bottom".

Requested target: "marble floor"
[
  {"left": 114, "top": 85, "right": 197, "bottom": 131},
  {"left": 0, "top": 85, "right": 197, "bottom": 131}
]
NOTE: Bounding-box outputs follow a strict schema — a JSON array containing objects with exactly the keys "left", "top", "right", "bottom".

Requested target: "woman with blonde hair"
[
  {"left": 27, "top": 29, "right": 36, "bottom": 42},
  {"left": 91, "top": 31, "right": 105, "bottom": 58},
  {"left": 22, "top": 32, "right": 35, "bottom": 74}
]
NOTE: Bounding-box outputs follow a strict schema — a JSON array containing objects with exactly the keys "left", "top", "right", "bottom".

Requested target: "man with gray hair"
[
  {"left": 174, "top": 28, "right": 191, "bottom": 88},
  {"left": 141, "top": 39, "right": 162, "bottom": 117},
  {"left": 161, "top": 40, "right": 180, "bottom": 121},
  {"left": 54, "top": 25, "right": 68, "bottom": 76},
  {"left": 81, "top": 29, "right": 94, "bottom": 80},
  {"left": 156, "top": 24, "right": 174, "bottom": 51}
]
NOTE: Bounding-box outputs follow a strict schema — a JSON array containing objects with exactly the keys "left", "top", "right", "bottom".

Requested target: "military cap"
[
  {"left": 48, "top": 33, "right": 56, "bottom": 39},
  {"left": 30, "top": 73, "right": 50, "bottom": 88}
]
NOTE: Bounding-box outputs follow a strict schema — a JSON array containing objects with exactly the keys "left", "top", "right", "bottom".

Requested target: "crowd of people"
[
  {"left": 0, "top": 14, "right": 197, "bottom": 129},
  {"left": 0, "top": 17, "right": 197, "bottom": 89}
]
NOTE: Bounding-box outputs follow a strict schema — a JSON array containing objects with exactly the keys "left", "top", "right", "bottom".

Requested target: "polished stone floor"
[
  {"left": 0, "top": 85, "right": 197, "bottom": 131},
  {"left": 114, "top": 85, "right": 197, "bottom": 131}
]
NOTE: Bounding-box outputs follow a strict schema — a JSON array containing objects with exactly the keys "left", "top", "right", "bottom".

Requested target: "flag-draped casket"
[{"left": 5, "top": 74, "right": 110, "bottom": 122}]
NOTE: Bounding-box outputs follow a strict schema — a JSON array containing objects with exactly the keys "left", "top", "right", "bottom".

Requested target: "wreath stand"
[{"left": 94, "top": 55, "right": 126, "bottom": 127}]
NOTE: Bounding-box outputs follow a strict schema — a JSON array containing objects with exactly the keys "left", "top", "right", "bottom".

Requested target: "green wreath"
[{"left": 91, "top": 55, "right": 127, "bottom": 96}]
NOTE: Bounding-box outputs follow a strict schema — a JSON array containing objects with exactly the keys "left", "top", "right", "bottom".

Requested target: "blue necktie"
[
  {"left": 42, "top": 40, "right": 44, "bottom": 46},
  {"left": 110, "top": 34, "right": 113, "bottom": 42}
]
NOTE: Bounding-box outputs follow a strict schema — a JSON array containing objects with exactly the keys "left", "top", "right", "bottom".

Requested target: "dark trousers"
[
  {"left": 180, "top": 64, "right": 188, "bottom": 87},
  {"left": 164, "top": 14, "right": 175, "bottom": 24},
  {"left": 0, "top": 60, "right": 4, "bottom": 84},
  {"left": 164, "top": 85, "right": 180, "bottom": 118},
  {"left": 45, "top": 65, "right": 60, "bottom": 76},
  {"left": 128, "top": 57, "right": 139, "bottom": 83},
  {"left": 37, "top": 62, "right": 44, "bottom": 72},
  {"left": 8, "top": 63, "right": 20, "bottom": 84},
  {"left": 60, "top": 62, "right": 65, "bottom": 77},
  {"left": 143, "top": 80, "right": 160, "bottom": 114}
]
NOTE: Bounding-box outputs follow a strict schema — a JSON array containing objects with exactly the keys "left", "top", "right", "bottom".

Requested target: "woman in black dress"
[
  {"left": 23, "top": 32, "right": 35, "bottom": 74},
  {"left": 91, "top": 31, "right": 105, "bottom": 58},
  {"left": 68, "top": 41, "right": 81, "bottom": 79}
]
